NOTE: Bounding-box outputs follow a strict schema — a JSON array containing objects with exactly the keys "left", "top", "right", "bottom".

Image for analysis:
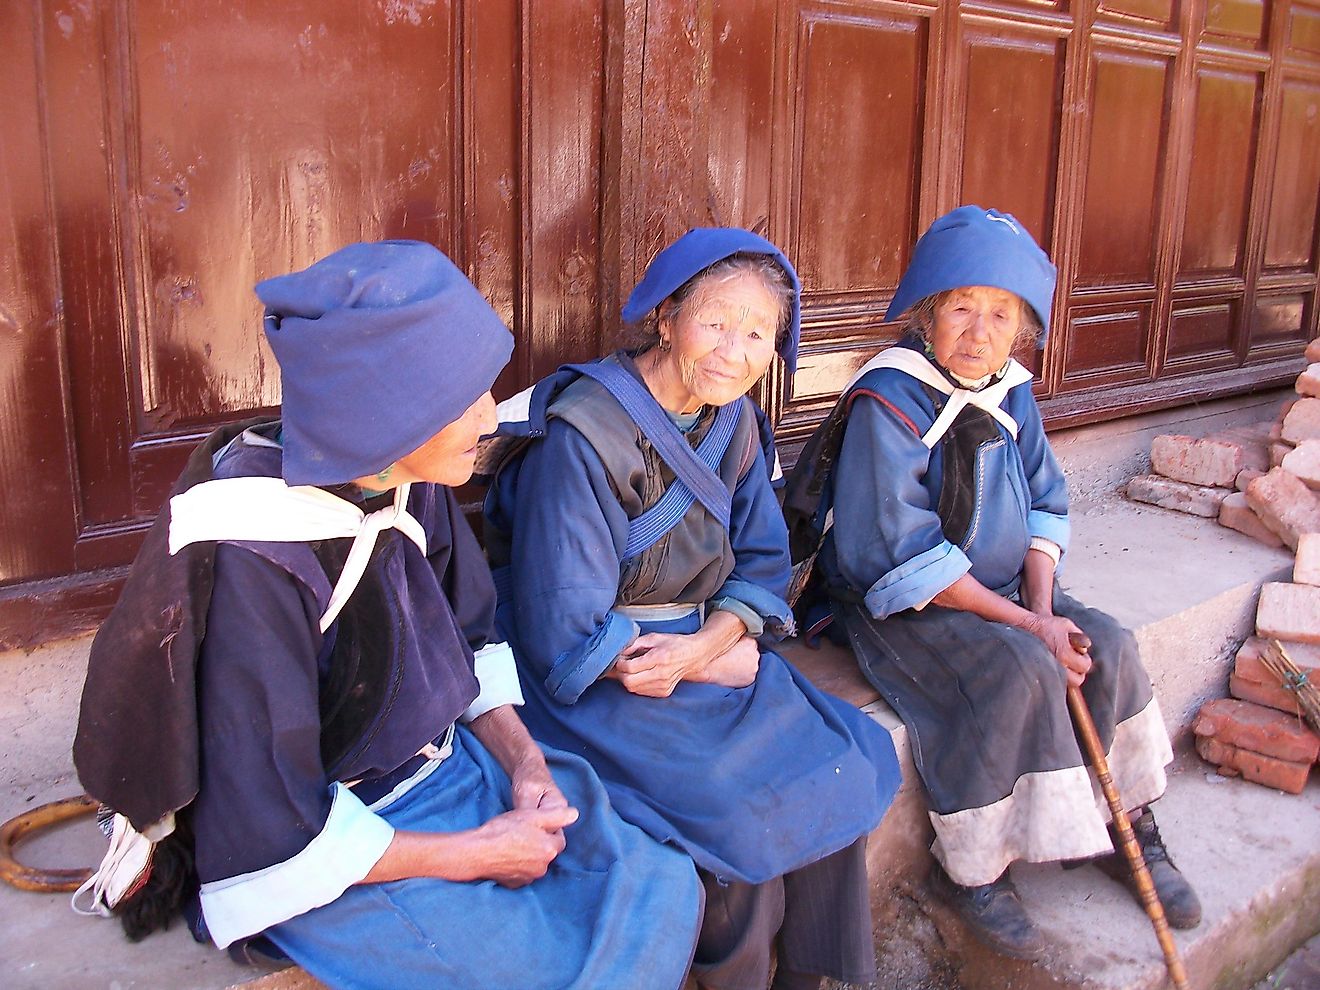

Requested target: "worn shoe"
[
  {"left": 1093, "top": 808, "right": 1202, "bottom": 930},
  {"left": 928, "top": 862, "right": 1046, "bottom": 960}
]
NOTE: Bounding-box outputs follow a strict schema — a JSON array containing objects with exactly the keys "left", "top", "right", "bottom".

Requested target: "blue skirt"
[
  {"left": 267, "top": 728, "right": 701, "bottom": 990},
  {"left": 515, "top": 612, "right": 902, "bottom": 885}
]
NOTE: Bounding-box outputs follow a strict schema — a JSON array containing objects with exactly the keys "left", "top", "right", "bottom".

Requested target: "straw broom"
[{"left": 1258, "top": 639, "right": 1320, "bottom": 735}]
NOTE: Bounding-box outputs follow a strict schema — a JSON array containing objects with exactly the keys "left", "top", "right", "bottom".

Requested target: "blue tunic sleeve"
[
  {"left": 708, "top": 438, "right": 795, "bottom": 638},
  {"left": 504, "top": 420, "right": 641, "bottom": 705},
  {"left": 194, "top": 545, "right": 393, "bottom": 948},
  {"left": 1007, "top": 385, "right": 1071, "bottom": 554},
  {"left": 831, "top": 392, "right": 973, "bottom": 620}
]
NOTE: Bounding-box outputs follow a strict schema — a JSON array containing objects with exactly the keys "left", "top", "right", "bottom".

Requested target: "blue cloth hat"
[
  {"left": 257, "top": 240, "right": 514, "bottom": 486},
  {"left": 621, "top": 228, "right": 802, "bottom": 376},
  {"left": 884, "top": 206, "right": 1057, "bottom": 346}
]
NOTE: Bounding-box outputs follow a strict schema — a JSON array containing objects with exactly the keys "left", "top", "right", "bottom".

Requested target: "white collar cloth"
[
  {"left": 168, "top": 478, "right": 427, "bottom": 632},
  {"left": 843, "top": 347, "right": 1033, "bottom": 448}
]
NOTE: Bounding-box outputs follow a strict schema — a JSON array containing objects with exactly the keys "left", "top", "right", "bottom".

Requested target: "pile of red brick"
[
  {"left": 1193, "top": 570, "right": 1320, "bottom": 793},
  {"left": 1127, "top": 337, "right": 1320, "bottom": 550}
]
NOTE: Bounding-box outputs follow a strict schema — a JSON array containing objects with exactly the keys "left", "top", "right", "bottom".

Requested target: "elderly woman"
[
  {"left": 483, "top": 228, "right": 902, "bottom": 990},
  {"left": 789, "top": 207, "right": 1200, "bottom": 958},
  {"left": 73, "top": 242, "right": 700, "bottom": 989}
]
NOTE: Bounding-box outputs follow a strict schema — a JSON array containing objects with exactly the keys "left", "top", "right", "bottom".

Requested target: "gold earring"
[{"left": 659, "top": 337, "right": 671, "bottom": 352}]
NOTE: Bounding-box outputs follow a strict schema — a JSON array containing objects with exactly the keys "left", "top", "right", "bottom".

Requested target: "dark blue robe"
[
  {"left": 193, "top": 429, "right": 701, "bottom": 989},
  {"left": 485, "top": 360, "right": 902, "bottom": 885}
]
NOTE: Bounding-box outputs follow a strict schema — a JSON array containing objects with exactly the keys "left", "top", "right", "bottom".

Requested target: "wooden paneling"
[
  {"left": 1203, "top": 0, "right": 1267, "bottom": 48},
  {"left": 791, "top": 5, "right": 928, "bottom": 295},
  {"left": 1263, "top": 78, "right": 1320, "bottom": 270},
  {"left": 1179, "top": 67, "right": 1260, "bottom": 277},
  {"left": 1077, "top": 49, "right": 1173, "bottom": 288},
  {"left": 1060, "top": 303, "right": 1153, "bottom": 388},
  {"left": 957, "top": 29, "right": 1065, "bottom": 254},
  {"left": 1167, "top": 299, "right": 1239, "bottom": 364}
]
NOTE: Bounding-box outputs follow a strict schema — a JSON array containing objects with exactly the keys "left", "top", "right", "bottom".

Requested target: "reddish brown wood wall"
[{"left": 2, "top": 0, "right": 1317, "bottom": 646}]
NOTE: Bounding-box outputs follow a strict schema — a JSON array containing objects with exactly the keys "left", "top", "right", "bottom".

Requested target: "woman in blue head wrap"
[
  {"left": 483, "top": 229, "right": 902, "bottom": 990},
  {"left": 74, "top": 241, "right": 701, "bottom": 990},
  {"left": 786, "top": 207, "right": 1200, "bottom": 958}
]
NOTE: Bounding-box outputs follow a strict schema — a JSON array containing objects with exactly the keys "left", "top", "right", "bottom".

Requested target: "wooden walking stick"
[{"left": 1067, "top": 632, "right": 1189, "bottom": 990}]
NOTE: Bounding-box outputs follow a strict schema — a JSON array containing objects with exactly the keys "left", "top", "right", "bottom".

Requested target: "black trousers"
[{"left": 690, "top": 837, "right": 874, "bottom": 990}]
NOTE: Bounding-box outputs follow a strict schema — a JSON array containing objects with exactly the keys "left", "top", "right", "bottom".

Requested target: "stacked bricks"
[
  {"left": 1196, "top": 567, "right": 1320, "bottom": 793},
  {"left": 1129, "top": 336, "right": 1320, "bottom": 551}
]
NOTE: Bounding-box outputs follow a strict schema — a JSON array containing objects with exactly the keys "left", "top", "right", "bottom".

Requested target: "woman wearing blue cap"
[
  {"left": 785, "top": 207, "right": 1200, "bottom": 959},
  {"left": 72, "top": 241, "right": 700, "bottom": 989},
  {"left": 483, "top": 230, "right": 902, "bottom": 990}
]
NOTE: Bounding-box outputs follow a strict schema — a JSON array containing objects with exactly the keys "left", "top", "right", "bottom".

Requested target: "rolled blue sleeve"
[
  {"left": 832, "top": 392, "right": 972, "bottom": 619},
  {"left": 862, "top": 540, "right": 973, "bottom": 620},
  {"left": 544, "top": 610, "right": 639, "bottom": 704}
]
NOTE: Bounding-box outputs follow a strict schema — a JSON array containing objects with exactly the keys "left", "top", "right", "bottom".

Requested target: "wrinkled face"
[
  {"left": 392, "top": 390, "right": 498, "bottom": 487},
  {"left": 657, "top": 272, "right": 782, "bottom": 411},
  {"left": 930, "top": 286, "right": 1023, "bottom": 382}
]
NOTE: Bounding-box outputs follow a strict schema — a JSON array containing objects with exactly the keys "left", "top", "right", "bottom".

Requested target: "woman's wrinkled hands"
[
  {"left": 1025, "top": 613, "right": 1092, "bottom": 688},
  {"left": 689, "top": 636, "right": 760, "bottom": 688},
  {"left": 610, "top": 632, "right": 710, "bottom": 697},
  {"left": 466, "top": 805, "right": 580, "bottom": 888},
  {"left": 510, "top": 754, "right": 571, "bottom": 813}
]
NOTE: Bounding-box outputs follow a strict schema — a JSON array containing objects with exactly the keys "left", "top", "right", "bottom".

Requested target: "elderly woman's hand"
[
  {"left": 609, "top": 610, "right": 752, "bottom": 697},
  {"left": 510, "top": 753, "right": 571, "bottom": 813},
  {"left": 689, "top": 636, "right": 760, "bottom": 688},
  {"left": 1025, "top": 613, "right": 1093, "bottom": 688},
  {"left": 467, "top": 806, "right": 580, "bottom": 887}
]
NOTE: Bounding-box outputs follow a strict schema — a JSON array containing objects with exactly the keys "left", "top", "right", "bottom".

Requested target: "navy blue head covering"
[
  {"left": 621, "top": 228, "right": 802, "bottom": 376},
  {"left": 885, "top": 206, "right": 1057, "bottom": 347},
  {"left": 257, "top": 240, "right": 514, "bottom": 486}
]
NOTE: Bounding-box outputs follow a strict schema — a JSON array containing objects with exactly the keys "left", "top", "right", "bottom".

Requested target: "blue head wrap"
[
  {"left": 621, "top": 228, "right": 802, "bottom": 376},
  {"left": 885, "top": 206, "right": 1057, "bottom": 347},
  {"left": 257, "top": 240, "right": 514, "bottom": 486}
]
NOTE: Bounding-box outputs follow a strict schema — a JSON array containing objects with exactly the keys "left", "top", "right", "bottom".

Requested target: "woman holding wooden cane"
[{"left": 786, "top": 207, "right": 1201, "bottom": 959}]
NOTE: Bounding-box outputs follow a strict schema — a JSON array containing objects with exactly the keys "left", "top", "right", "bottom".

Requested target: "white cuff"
[
  {"left": 1028, "top": 537, "right": 1062, "bottom": 567},
  {"left": 460, "top": 642, "right": 525, "bottom": 722},
  {"left": 199, "top": 783, "right": 394, "bottom": 949}
]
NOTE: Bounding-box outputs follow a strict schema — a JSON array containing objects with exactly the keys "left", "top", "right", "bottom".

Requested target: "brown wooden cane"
[
  {"left": 1066, "top": 632, "right": 1189, "bottom": 990},
  {"left": 0, "top": 794, "right": 98, "bottom": 892}
]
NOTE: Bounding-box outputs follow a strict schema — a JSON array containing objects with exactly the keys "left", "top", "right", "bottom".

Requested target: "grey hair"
[
  {"left": 623, "top": 253, "right": 794, "bottom": 351},
  {"left": 904, "top": 290, "right": 1043, "bottom": 352}
]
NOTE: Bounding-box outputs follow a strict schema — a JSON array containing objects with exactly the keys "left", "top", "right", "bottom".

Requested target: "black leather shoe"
[
  {"left": 928, "top": 862, "right": 1046, "bottom": 960},
  {"left": 1093, "top": 808, "right": 1202, "bottom": 930}
]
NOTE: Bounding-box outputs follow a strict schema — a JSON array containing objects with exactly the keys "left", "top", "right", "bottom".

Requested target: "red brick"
[
  {"left": 1307, "top": 338, "right": 1320, "bottom": 364},
  {"left": 1236, "top": 469, "right": 1265, "bottom": 492},
  {"left": 1236, "top": 636, "right": 1320, "bottom": 675},
  {"left": 1193, "top": 698, "right": 1320, "bottom": 763},
  {"left": 1282, "top": 398, "right": 1320, "bottom": 444},
  {"left": 1271, "top": 442, "right": 1294, "bottom": 468},
  {"left": 1256, "top": 582, "right": 1320, "bottom": 645},
  {"left": 1297, "top": 533, "right": 1320, "bottom": 587},
  {"left": 1219, "top": 492, "right": 1285, "bottom": 548},
  {"left": 1207, "top": 423, "right": 1272, "bottom": 474},
  {"left": 1127, "top": 474, "right": 1228, "bottom": 517},
  {"left": 1195, "top": 735, "right": 1312, "bottom": 793},
  {"left": 1282, "top": 440, "right": 1320, "bottom": 491},
  {"left": 1298, "top": 364, "right": 1320, "bottom": 399},
  {"left": 1150, "top": 434, "right": 1244, "bottom": 487},
  {"left": 1245, "top": 468, "right": 1320, "bottom": 549},
  {"left": 1230, "top": 672, "right": 1305, "bottom": 718}
]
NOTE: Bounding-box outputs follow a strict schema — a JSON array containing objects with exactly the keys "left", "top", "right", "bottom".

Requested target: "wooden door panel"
[
  {"left": 1095, "top": 0, "right": 1177, "bottom": 32},
  {"left": 957, "top": 29, "right": 1065, "bottom": 256},
  {"left": 1250, "top": 292, "right": 1314, "bottom": 353},
  {"left": 1059, "top": 303, "right": 1152, "bottom": 389},
  {"left": 1203, "top": 0, "right": 1268, "bottom": 48},
  {"left": 1288, "top": 2, "right": 1320, "bottom": 55},
  {"left": 0, "top": 4, "right": 79, "bottom": 586},
  {"left": 1077, "top": 49, "right": 1174, "bottom": 289},
  {"left": 790, "top": 4, "right": 929, "bottom": 296},
  {"left": 1263, "top": 78, "right": 1320, "bottom": 271},
  {"left": 1179, "top": 67, "right": 1261, "bottom": 278},
  {"left": 1166, "top": 299, "right": 1240, "bottom": 365}
]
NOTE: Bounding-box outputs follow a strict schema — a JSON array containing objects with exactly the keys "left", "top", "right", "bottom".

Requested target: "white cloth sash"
[
  {"left": 843, "top": 347, "right": 1032, "bottom": 447},
  {"left": 168, "top": 478, "right": 427, "bottom": 632}
]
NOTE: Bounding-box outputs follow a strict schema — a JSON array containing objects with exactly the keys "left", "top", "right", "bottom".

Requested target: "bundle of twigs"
[{"left": 1260, "top": 639, "right": 1320, "bottom": 735}]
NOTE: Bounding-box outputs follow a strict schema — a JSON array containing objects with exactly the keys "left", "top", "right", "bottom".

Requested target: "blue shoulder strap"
[{"left": 567, "top": 361, "right": 741, "bottom": 556}]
